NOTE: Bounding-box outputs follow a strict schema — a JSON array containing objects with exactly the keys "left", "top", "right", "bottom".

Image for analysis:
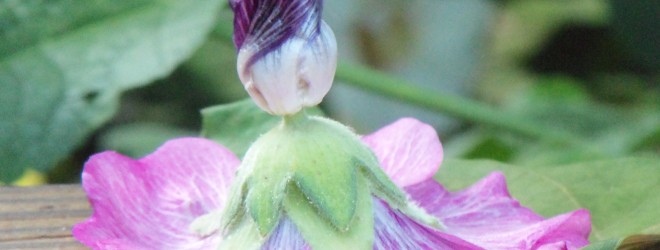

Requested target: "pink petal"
[
  {"left": 405, "top": 172, "right": 591, "bottom": 250},
  {"left": 362, "top": 118, "right": 443, "bottom": 187},
  {"left": 73, "top": 138, "right": 240, "bottom": 250}
]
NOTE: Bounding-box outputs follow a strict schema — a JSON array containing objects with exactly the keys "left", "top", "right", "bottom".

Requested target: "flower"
[
  {"left": 230, "top": 0, "right": 337, "bottom": 115},
  {"left": 73, "top": 118, "right": 591, "bottom": 249}
]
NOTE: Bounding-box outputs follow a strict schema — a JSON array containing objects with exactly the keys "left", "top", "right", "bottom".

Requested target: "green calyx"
[
  {"left": 224, "top": 114, "right": 368, "bottom": 235},
  {"left": 192, "top": 113, "right": 443, "bottom": 250}
]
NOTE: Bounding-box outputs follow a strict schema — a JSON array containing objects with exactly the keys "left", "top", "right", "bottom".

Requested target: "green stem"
[
  {"left": 282, "top": 111, "right": 309, "bottom": 128},
  {"left": 334, "top": 63, "right": 583, "bottom": 146}
]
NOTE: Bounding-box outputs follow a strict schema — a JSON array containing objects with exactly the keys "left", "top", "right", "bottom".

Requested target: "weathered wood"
[{"left": 0, "top": 185, "right": 90, "bottom": 250}]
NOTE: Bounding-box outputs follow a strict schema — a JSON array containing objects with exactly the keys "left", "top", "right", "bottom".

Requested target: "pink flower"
[{"left": 73, "top": 118, "right": 591, "bottom": 249}]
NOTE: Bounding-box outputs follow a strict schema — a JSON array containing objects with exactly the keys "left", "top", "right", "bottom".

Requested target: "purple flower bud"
[{"left": 230, "top": 0, "right": 337, "bottom": 115}]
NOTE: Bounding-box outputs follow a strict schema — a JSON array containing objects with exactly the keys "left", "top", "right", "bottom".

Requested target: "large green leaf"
[
  {"left": 436, "top": 157, "right": 660, "bottom": 241},
  {"left": 0, "top": 0, "right": 224, "bottom": 182}
]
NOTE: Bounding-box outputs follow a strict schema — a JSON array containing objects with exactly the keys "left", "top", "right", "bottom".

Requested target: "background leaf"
[
  {"left": 0, "top": 0, "right": 224, "bottom": 182},
  {"left": 610, "top": 0, "right": 660, "bottom": 72},
  {"left": 583, "top": 234, "right": 660, "bottom": 250},
  {"left": 436, "top": 158, "right": 660, "bottom": 241},
  {"left": 444, "top": 79, "right": 660, "bottom": 166},
  {"left": 324, "top": 0, "right": 495, "bottom": 132},
  {"left": 98, "top": 122, "right": 194, "bottom": 158}
]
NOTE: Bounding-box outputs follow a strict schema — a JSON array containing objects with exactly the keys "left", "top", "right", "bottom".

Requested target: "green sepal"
[
  {"left": 246, "top": 115, "right": 365, "bottom": 232},
  {"left": 338, "top": 122, "right": 410, "bottom": 209},
  {"left": 356, "top": 157, "right": 407, "bottom": 208},
  {"left": 294, "top": 165, "right": 357, "bottom": 232},
  {"left": 289, "top": 118, "right": 359, "bottom": 231},
  {"left": 284, "top": 173, "right": 374, "bottom": 250},
  {"left": 238, "top": 125, "right": 292, "bottom": 236},
  {"left": 219, "top": 175, "right": 249, "bottom": 233},
  {"left": 189, "top": 209, "right": 223, "bottom": 237},
  {"left": 245, "top": 171, "right": 290, "bottom": 236},
  {"left": 359, "top": 159, "right": 444, "bottom": 229},
  {"left": 353, "top": 138, "right": 445, "bottom": 230},
  {"left": 218, "top": 216, "right": 264, "bottom": 250}
]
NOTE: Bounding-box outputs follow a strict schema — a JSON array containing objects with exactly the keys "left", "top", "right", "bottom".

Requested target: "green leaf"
[
  {"left": 201, "top": 99, "right": 323, "bottom": 158},
  {"left": 582, "top": 238, "right": 621, "bottom": 250},
  {"left": 436, "top": 157, "right": 660, "bottom": 241},
  {"left": 0, "top": 0, "right": 224, "bottom": 182},
  {"left": 616, "top": 234, "right": 660, "bottom": 250},
  {"left": 583, "top": 234, "right": 660, "bottom": 250}
]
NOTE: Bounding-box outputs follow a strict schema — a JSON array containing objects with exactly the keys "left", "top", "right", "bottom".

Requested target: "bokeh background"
[{"left": 0, "top": 0, "right": 658, "bottom": 184}]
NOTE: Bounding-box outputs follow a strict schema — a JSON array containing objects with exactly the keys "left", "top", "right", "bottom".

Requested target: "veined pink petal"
[
  {"left": 74, "top": 118, "right": 591, "bottom": 250},
  {"left": 362, "top": 118, "right": 443, "bottom": 187},
  {"left": 405, "top": 172, "right": 591, "bottom": 250},
  {"left": 73, "top": 138, "right": 240, "bottom": 250}
]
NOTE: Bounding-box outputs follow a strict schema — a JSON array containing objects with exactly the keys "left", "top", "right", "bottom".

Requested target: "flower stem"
[
  {"left": 334, "top": 63, "right": 584, "bottom": 146},
  {"left": 282, "top": 111, "right": 309, "bottom": 128}
]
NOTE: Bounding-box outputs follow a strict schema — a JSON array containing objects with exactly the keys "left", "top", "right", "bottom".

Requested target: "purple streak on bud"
[
  {"left": 229, "top": 0, "right": 323, "bottom": 66},
  {"left": 229, "top": 0, "right": 336, "bottom": 115}
]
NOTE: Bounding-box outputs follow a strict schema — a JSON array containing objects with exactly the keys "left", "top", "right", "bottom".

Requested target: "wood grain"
[{"left": 0, "top": 185, "right": 90, "bottom": 250}]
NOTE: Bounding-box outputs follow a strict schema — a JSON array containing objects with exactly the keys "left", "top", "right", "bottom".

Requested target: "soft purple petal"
[
  {"left": 73, "top": 138, "right": 240, "bottom": 250},
  {"left": 230, "top": 0, "right": 323, "bottom": 66},
  {"left": 261, "top": 219, "right": 310, "bottom": 250},
  {"left": 258, "top": 199, "right": 481, "bottom": 250},
  {"left": 372, "top": 199, "right": 482, "bottom": 250},
  {"left": 362, "top": 118, "right": 443, "bottom": 187},
  {"left": 405, "top": 172, "right": 591, "bottom": 249}
]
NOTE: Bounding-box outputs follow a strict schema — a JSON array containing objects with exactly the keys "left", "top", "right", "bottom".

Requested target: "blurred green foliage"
[
  {"left": 0, "top": 0, "right": 656, "bottom": 184},
  {"left": 0, "top": 0, "right": 225, "bottom": 182},
  {"left": 0, "top": 0, "right": 658, "bottom": 246}
]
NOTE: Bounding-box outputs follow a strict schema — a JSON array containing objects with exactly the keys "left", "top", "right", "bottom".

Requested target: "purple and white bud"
[{"left": 230, "top": 0, "right": 337, "bottom": 115}]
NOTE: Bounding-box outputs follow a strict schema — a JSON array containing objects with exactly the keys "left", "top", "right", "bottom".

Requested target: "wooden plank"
[{"left": 0, "top": 185, "right": 90, "bottom": 250}]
